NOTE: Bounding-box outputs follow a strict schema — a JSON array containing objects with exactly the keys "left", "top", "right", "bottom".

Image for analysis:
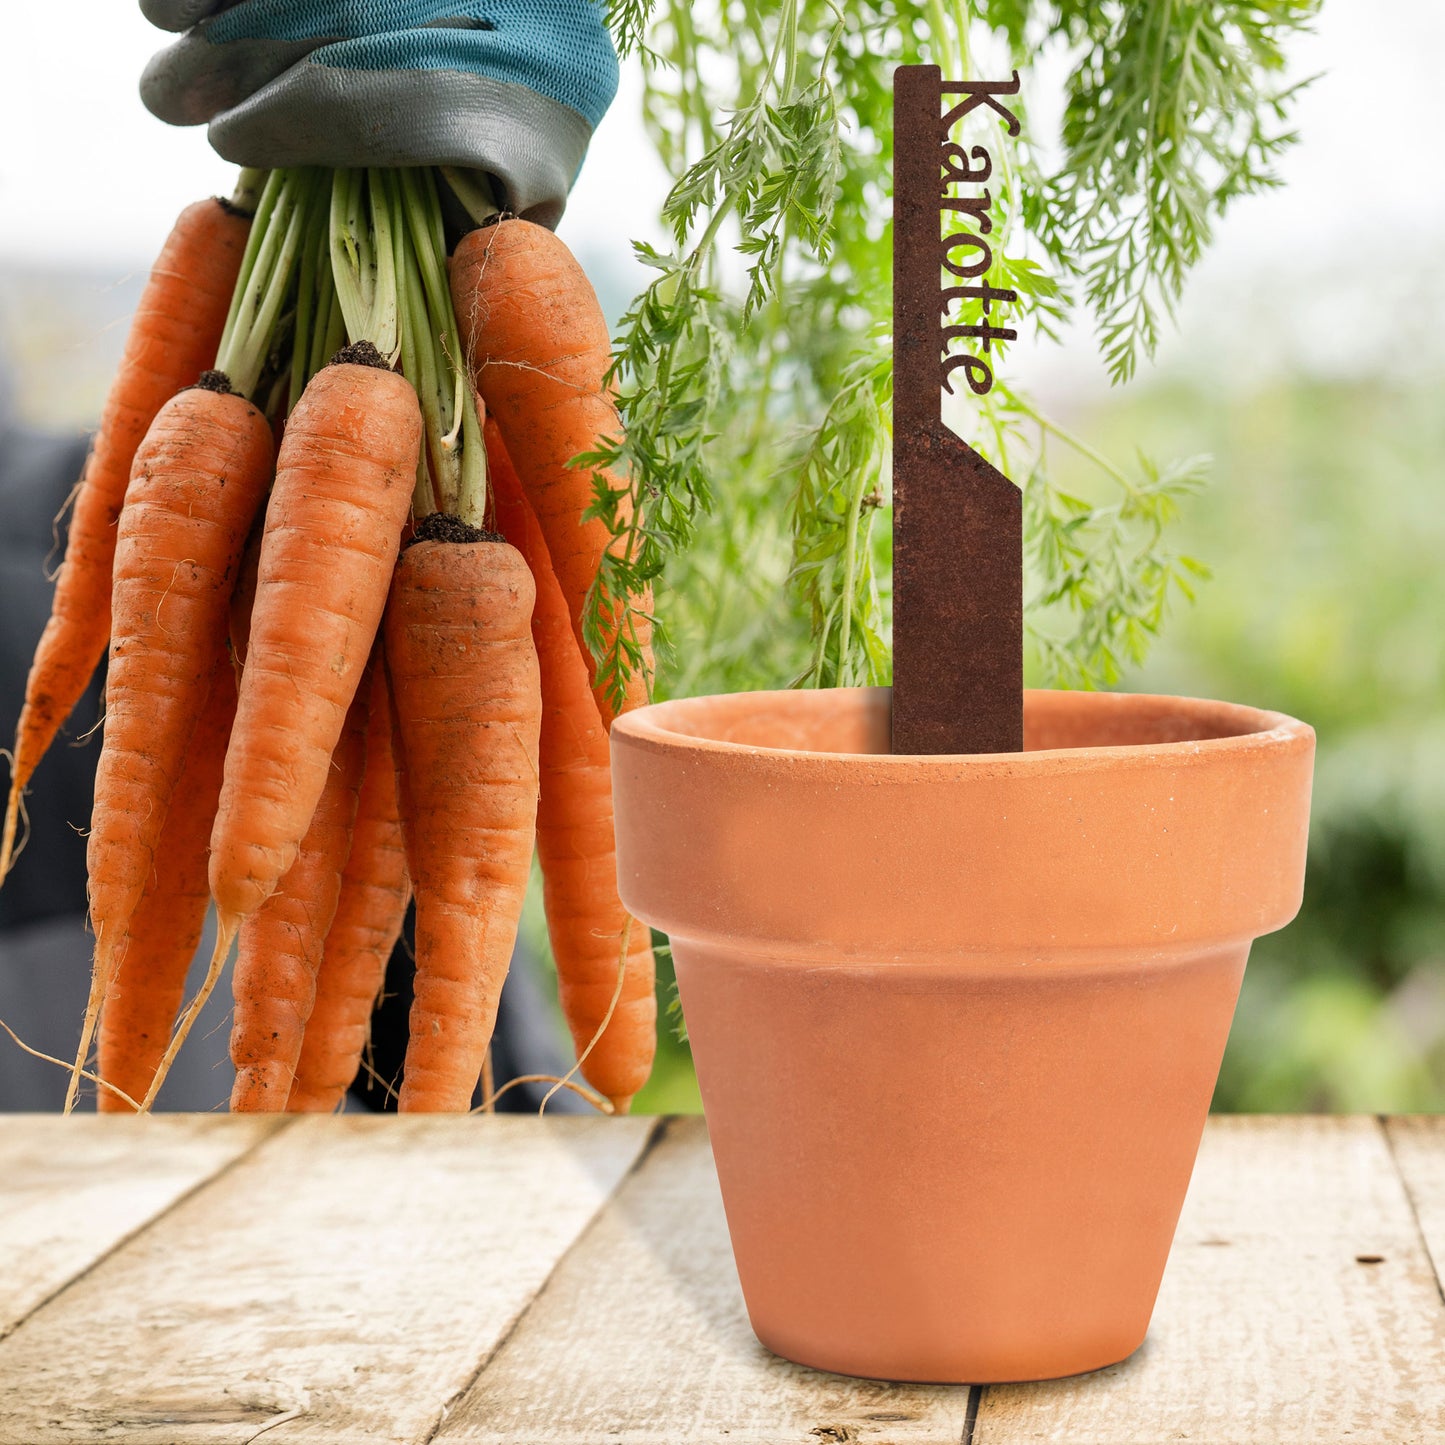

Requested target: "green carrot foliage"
[{"left": 593, "top": 0, "right": 1317, "bottom": 701}]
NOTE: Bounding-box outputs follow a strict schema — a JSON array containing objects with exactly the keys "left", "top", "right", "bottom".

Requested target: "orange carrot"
[
  {"left": 288, "top": 664, "right": 409, "bottom": 1113},
  {"left": 95, "top": 652, "right": 236, "bottom": 1113},
  {"left": 384, "top": 524, "right": 541, "bottom": 1112},
  {"left": 489, "top": 427, "right": 656, "bottom": 1111},
  {"left": 1, "top": 198, "right": 249, "bottom": 882},
  {"left": 72, "top": 382, "right": 273, "bottom": 1112},
  {"left": 229, "top": 665, "right": 370, "bottom": 1112},
  {"left": 450, "top": 220, "right": 653, "bottom": 727},
  {"left": 208, "top": 353, "right": 420, "bottom": 929}
]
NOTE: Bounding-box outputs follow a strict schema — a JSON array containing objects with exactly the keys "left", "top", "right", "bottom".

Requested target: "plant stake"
[{"left": 892, "top": 63, "right": 1023, "bottom": 755}]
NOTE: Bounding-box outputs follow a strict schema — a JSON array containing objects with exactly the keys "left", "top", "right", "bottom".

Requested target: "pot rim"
[
  {"left": 613, "top": 686, "right": 1311, "bottom": 773},
  {"left": 612, "top": 687, "right": 1316, "bottom": 953}
]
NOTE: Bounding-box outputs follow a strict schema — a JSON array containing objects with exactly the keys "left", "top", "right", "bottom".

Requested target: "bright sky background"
[
  {"left": 0, "top": 0, "right": 1441, "bottom": 391},
  {"left": 0, "top": 4, "right": 672, "bottom": 270}
]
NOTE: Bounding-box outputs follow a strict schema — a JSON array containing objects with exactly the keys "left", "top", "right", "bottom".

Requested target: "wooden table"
[{"left": 0, "top": 1115, "right": 1442, "bottom": 1443}]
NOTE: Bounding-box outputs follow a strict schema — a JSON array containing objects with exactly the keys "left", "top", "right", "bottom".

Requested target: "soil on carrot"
[
  {"left": 408, "top": 512, "right": 505, "bottom": 547},
  {"left": 331, "top": 340, "right": 392, "bottom": 371},
  {"left": 191, "top": 370, "right": 233, "bottom": 394}
]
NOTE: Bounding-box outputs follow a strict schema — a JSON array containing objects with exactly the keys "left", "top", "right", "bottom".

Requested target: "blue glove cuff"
[{"left": 203, "top": 2, "right": 618, "bottom": 132}]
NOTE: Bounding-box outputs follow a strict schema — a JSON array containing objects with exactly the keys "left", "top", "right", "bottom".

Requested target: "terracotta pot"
[{"left": 611, "top": 687, "right": 1314, "bottom": 1383}]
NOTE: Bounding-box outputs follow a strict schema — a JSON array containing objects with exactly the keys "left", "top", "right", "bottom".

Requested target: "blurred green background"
[{"left": 1068, "top": 372, "right": 1445, "bottom": 1112}]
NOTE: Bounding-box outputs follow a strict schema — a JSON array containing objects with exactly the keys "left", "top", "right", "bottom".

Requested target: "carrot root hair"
[
  {"left": 540, "top": 915, "right": 633, "bottom": 1117},
  {"left": 1, "top": 1016, "right": 142, "bottom": 1113},
  {"left": 64, "top": 926, "right": 116, "bottom": 1115},
  {"left": 0, "top": 777, "right": 26, "bottom": 885},
  {"left": 142, "top": 911, "right": 240, "bottom": 1111},
  {"left": 473, "top": 1073, "right": 614, "bottom": 1116}
]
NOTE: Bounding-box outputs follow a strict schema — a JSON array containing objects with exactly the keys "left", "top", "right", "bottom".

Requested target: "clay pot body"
[{"left": 611, "top": 688, "right": 1314, "bottom": 1383}]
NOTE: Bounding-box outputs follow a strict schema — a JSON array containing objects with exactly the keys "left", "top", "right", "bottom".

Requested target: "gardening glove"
[{"left": 139, "top": 0, "right": 619, "bottom": 228}]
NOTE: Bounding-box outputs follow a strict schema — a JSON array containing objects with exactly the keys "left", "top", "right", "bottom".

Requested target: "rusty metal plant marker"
[{"left": 890, "top": 64, "right": 1023, "bottom": 755}]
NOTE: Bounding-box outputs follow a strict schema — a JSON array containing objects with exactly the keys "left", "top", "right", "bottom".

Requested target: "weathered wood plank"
[
  {"left": 437, "top": 1116, "right": 971, "bottom": 1445},
  {"left": 1386, "top": 1115, "right": 1445, "bottom": 1299},
  {"left": 0, "top": 1115, "right": 655, "bottom": 1445},
  {"left": 0, "top": 1115, "right": 282, "bottom": 1341},
  {"left": 974, "top": 1116, "right": 1445, "bottom": 1444}
]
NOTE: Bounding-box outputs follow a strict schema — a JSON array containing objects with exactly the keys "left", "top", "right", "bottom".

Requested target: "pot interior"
[{"left": 640, "top": 686, "right": 1291, "bottom": 759}]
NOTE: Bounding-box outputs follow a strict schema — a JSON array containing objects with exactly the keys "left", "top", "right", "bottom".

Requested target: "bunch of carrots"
[{"left": 0, "top": 165, "right": 655, "bottom": 1116}]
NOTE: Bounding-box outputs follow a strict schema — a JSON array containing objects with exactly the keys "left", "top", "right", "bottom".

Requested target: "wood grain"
[
  {"left": 0, "top": 1115, "right": 655, "bottom": 1445},
  {"left": 436, "top": 1116, "right": 972, "bottom": 1445},
  {"left": 4, "top": 1115, "right": 1441, "bottom": 1445},
  {"left": 1386, "top": 1115, "right": 1445, "bottom": 1298},
  {"left": 974, "top": 1116, "right": 1445, "bottom": 1444},
  {"left": 0, "top": 1115, "right": 281, "bottom": 1342}
]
